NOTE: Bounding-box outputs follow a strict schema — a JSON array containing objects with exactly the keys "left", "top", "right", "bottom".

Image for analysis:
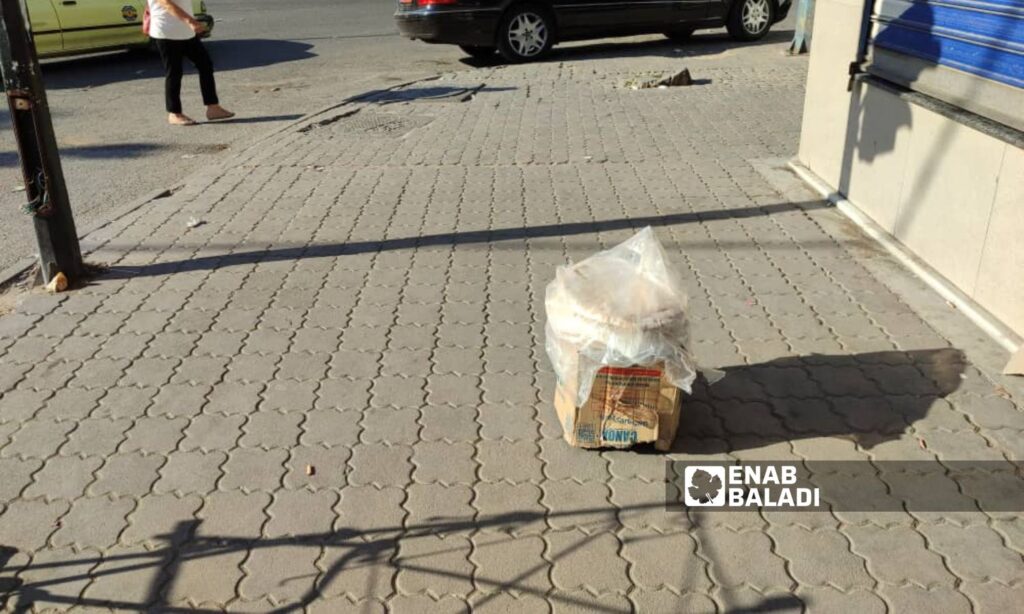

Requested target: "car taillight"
[{"left": 421, "top": 0, "right": 459, "bottom": 5}]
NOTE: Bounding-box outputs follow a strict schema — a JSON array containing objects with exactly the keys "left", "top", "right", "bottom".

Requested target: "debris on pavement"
[
  {"left": 45, "top": 272, "right": 68, "bottom": 293},
  {"left": 186, "top": 217, "right": 205, "bottom": 229},
  {"left": 305, "top": 464, "right": 316, "bottom": 476},
  {"left": 627, "top": 69, "right": 695, "bottom": 90},
  {"left": 545, "top": 227, "right": 712, "bottom": 451}
]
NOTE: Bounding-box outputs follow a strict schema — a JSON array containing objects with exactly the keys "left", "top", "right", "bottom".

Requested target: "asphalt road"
[{"left": 0, "top": 1, "right": 796, "bottom": 276}]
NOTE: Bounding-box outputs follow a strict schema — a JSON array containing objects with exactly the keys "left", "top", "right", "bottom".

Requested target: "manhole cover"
[{"left": 300, "top": 109, "right": 432, "bottom": 137}]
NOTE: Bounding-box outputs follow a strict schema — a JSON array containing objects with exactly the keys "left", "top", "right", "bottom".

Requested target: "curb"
[{"left": 0, "top": 73, "right": 441, "bottom": 291}]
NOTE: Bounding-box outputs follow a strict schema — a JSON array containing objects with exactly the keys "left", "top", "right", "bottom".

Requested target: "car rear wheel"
[
  {"left": 664, "top": 27, "right": 695, "bottom": 44},
  {"left": 727, "top": 0, "right": 774, "bottom": 41},
  {"left": 460, "top": 45, "right": 497, "bottom": 59},
  {"left": 497, "top": 4, "right": 554, "bottom": 63}
]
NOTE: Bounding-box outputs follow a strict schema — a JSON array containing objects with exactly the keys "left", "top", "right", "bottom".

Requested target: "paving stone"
[
  {"left": 477, "top": 440, "right": 542, "bottom": 483},
  {"left": 155, "top": 450, "right": 226, "bottom": 495},
  {"left": 539, "top": 439, "right": 609, "bottom": 482},
  {"left": 878, "top": 585, "right": 973, "bottom": 614},
  {"left": 481, "top": 373, "right": 537, "bottom": 405},
  {"left": 349, "top": 444, "right": 413, "bottom": 486},
  {"left": 919, "top": 523, "right": 1024, "bottom": 583},
  {"left": 51, "top": 495, "right": 135, "bottom": 549},
  {"left": 2, "top": 419, "right": 75, "bottom": 460},
  {"left": 89, "top": 452, "right": 164, "bottom": 498},
  {"left": 471, "top": 532, "right": 550, "bottom": 597},
  {"left": 196, "top": 490, "right": 270, "bottom": 538},
  {"left": 266, "top": 489, "right": 338, "bottom": 537},
  {"left": 395, "top": 533, "right": 474, "bottom": 597},
  {"left": 468, "top": 593, "right": 550, "bottom": 613},
  {"left": 240, "top": 410, "right": 303, "bottom": 449},
  {"left": 300, "top": 408, "right": 361, "bottom": 447},
  {"left": 164, "top": 547, "right": 248, "bottom": 607},
  {"left": 181, "top": 413, "right": 245, "bottom": 452},
  {"left": 205, "top": 382, "right": 263, "bottom": 416},
  {"left": 121, "top": 493, "right": 202, "bottom": 547},
  {"left": 609, "top": 478, "right": 686, "bottom": 532},
  {"left": 120, "top": 416, "right": 188, "bottom": 455},
  {"left": 960, "top": 581, "right": 1024, "bottom": 614},
  {"left": 548, "top": 530, "right": 629, "bottom": 593},
  {"left": 219, "top": 447, "right": 288, "bottom": 491},
  {"left": 844, "top": 524, "right": 954, "bottom": 586},
  {"left": 284, "top": 445, "right": 351, "bottom": 491},
  {"left": 700, "top": 528, "right": 792, "bottom": 591},
  {"left": 620, "top": 527, "right": 711, "bottom": 593},
  {"left": 95, "top": 386, "right": 159, "bottom": 419},
  {"left": 370, "top": 375, "right": 427, "bottom": 409},
  {"left": 473, "top": 482, "right": 546, "bottom": 536},
  {"left": 420, "top": 405, "right": 480, "bottom": 441},
  {"left": 24, "top": 455, "right": 103, "bottom": 501},
  {"left": 795, "top": 586, "right": 886, "bottom": 614},
  {"left": 769, "top": 525, "right": 872, "bottom": 590},
  {"left": 389, "top": 594, "right": 468, "bottom": 614},
  {"left": 16, "top": 546, "right": 101, "bottom": 609},
  {"left": 0, "top": 498, "right": 69, "bottom": 551},
  {"left": 239, "top": 544, "right": 320, "bottom": 604},
  {"left": 36, "top": 388, "right": 105, "bottom": 422},
  {"left": 630, "top": 589, "right": 718, "bottom": 614},
  {"left": 540, "top": 480, "right": 615, "bottom": 532},
  {"left": 80, "top": 544, "right": 167, "bottom": 608},
  {"left": 171, "top": 355, "right": 231, "bottom": 386},
  {"left": 478, "top": 403, "right": 538, "bottom": 440},
  {"left": 0, "top": 456, "right": 41, "bottom": 501},
  {"left": 426, "top": 374, "right": 482, "bottom": 407},
  {"left": 335, "top": 485, "right": 406, "bottom": 535},
  {"left": 361, "top": 407, "right": 421, "bottom": 444},
  {"left": 404, "top": 484, "right": 475, "bottom": 535},
  {"left": 413, "top": 441, "right": 477, "bottom": 485},
  {"left": 0, "top": 388, "right": 49, "bottom": 423}
]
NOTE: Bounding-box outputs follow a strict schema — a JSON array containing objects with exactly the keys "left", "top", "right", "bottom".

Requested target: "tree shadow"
[
  {"left": 668, "top": 348, "right": 966, "bottom": 454},
  {"left": 41, "top": 39, "right": 316, "bottom": 90}
]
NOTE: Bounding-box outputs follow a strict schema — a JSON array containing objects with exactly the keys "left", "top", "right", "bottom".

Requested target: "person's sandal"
[
  {"left": 169, "top": 114, "right": 197, "bottom": 126},
  {"left": 206, "top": 109, "right": 235, "bottom": 121}
]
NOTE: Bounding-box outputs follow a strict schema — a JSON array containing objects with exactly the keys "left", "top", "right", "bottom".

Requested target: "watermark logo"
[
  {"left": 667, "top": 461, "right": 1024, "bottom": 513},
  {"left": 683, "top": 466, "right": 725, "bottom": 506}
]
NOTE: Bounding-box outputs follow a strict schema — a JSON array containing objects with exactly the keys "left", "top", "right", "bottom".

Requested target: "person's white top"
[{"left": 148, "top": 0, "right": 195, "bottom": 41}]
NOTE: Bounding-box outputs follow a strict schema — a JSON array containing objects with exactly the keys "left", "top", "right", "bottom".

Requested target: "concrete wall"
[{"left": 797, "top": 0, "right": 1024, "bottom": 338}]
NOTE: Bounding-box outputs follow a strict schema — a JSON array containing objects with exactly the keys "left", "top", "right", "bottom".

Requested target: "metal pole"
[
  {"left": 788, "top": 0, "right": 814, "bottom": 55},
  {"left": 0, "top": 0, "right": 83, "bottom": 285}
]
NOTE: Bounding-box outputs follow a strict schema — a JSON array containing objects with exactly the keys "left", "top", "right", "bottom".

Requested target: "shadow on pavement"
[
  {"left": 0, "top": 506, "right": 810, "bottom": 613},
  {"left": 670, "top": 348, "right": 966, "bottom": 454},
  {"left": 98, "top": 200, "right": 833, "bottom": 278},
  {"left": 41, "top": 39, "right": 317, "bottom": 89},
  {"left": 207, "top": 113, "right": 306, "bottom": 125},
  {"left": 0, "top": 143, "right": 167, "bottom": 167}
]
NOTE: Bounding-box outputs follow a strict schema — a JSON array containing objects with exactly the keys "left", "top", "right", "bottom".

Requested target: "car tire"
[
  {"left": 727, "top": 0, "right": 775, "bottom": 41},
  {"left": 497, "top": 4, "right": 555, "bottom": 63},
  {"left": 664, "top": 27, "right": 695, "bottom": 44},
  {"left": 460, "top": 45, "right": 497, "bottom": 59}
]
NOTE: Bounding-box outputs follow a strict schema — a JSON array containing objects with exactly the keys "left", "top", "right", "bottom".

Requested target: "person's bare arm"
[{"left": 151, "top": 0, "right": 206, "bottom": 34}]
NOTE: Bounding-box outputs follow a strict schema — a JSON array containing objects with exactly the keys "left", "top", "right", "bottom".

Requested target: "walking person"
[{"left": 147, "top": 0, "right": 234, "bottom": 126}]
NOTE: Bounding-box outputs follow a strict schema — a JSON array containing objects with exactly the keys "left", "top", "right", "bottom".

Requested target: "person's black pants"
[{"left": 154, "top": 37, "right": 218, "bottom": 114}]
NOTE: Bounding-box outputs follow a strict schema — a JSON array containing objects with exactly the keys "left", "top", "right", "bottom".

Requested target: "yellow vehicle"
[{"left": 28, "top": 0, "right": 214, "bottom": 58}]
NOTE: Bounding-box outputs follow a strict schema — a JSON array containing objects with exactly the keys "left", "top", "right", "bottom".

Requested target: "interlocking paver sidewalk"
[{"left": 2, "top": 35, "right": 1024, "bottom": 613}]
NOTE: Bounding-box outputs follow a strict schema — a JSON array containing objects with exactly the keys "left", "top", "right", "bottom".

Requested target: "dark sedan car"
[{"left": 395, "top": 0, "right": 791, "bottom": 62}]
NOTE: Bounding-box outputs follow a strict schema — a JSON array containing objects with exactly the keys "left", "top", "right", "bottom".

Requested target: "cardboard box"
[{"left": 555, "top": 363, "right": 681, "bottom": 451}]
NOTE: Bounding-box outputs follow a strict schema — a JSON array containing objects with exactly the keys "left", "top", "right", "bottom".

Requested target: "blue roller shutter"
[{"left": 866, "top": 0, "right": 1024, "bottom": 131}]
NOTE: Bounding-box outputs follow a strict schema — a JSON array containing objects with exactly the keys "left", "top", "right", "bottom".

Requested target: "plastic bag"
[{"left": 545, "top": 227, "right": 708, "bottom": 406}]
